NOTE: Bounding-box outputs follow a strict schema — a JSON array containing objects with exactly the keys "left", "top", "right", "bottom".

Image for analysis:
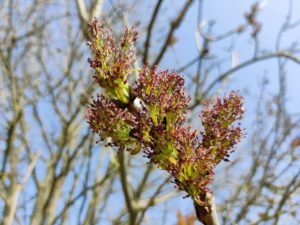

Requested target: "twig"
[
  {"left": 194, "top": 193, "right": 220, "bottom": 225},
  {"left": 142, "top": 0, "right": 164, "bottom": 64},
  {"left": 118, "top": 151, "right": 137, "bottom": 225},
  {"left": 201, "top": 51, "right": 300, "bottom": 100},
  {"left": 152, "top": 0, "right": 194, "bottom": 66}
]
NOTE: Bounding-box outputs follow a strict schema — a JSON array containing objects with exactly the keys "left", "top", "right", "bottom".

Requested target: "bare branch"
[
  {"left": 152, "top": 0, "right": 194, "bottom": 66},
  {"left": 142, "top": 0, "right": 165, "bottom": 64}
]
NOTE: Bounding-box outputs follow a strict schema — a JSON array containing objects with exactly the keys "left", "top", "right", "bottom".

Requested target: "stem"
[
  {"left": 194, "top": 193, "right": 220, "bottom": 225},
  {"left": 118, "top": 151, "right": 137, "bottom": 225}
]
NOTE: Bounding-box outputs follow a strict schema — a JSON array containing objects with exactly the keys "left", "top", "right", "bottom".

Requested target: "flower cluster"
[
  {"left": 151, "top": 125, "right": 215, "bottom": 204},
  {"left": 144, "top": 92, "right": 244, "bottom": 205},
  {"left": 86, "top": 18, "right": 245, "bottom": 206},
  {"left": 87, "top": 18, "right": 137, "bottom": 104},
  {"left": 134, "top": 66, "right": 190, "bottom": 127},
  {"left": 87, "top": 94, "right": 141, "bottom": 152},
  {"left": 200, "top": 92, "right": 245, "bottom": 164}
]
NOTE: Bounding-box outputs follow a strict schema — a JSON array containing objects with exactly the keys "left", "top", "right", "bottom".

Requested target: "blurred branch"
[
  {"left": 51, "top": 164, "right": 113, "bottom": 225},
  {"left": 2, "top": 154, "right": 39, "bottom": 225},
  {"left": 142, "top": 0, "right": 164, "bottom": 64},
  {"left": 152, "top": 0, "right": 194, "bottom": 66},
  {"left": 136, "top": 176, "right": 173, "bottom": 225},
  {"left": 272, "top": 169, "right": 300, "bottom": 225},
  {"left": 1, "top": 110, "right": 22, "bottom": 175},
  {"left": 134, "top": 164, "right": 154, "bottom": 199},
  {"left": 90, "top": 0, "right": 104, "bottom": 19},
  {"left": 76, "top": 0, "right": 104, "bottom": 39},
  {"left": 76, "top": 0, "right": 89, "bottom": 24},
  {"left": 200, "top": 51, "right": 300, "bottom": 101},
  {"left": 118, "top": 151, "right": 137, "bottom": 225}
]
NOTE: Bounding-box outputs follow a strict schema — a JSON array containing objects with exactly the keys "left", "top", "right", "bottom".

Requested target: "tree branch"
[
  {"left": 152, "top": 0, "right": 194, "bottom": 66},
  {"left": 142, "top": 0, "right": 164, "bottom": 64},
  {"left": 194, "top": 193, "right": 220, "bottom": 225},
  {"left": 203, "top": 51, "right": 300, "bottom": 98},
  {"left": 118, "top": 151, "right": 137, "bottom": 225}
]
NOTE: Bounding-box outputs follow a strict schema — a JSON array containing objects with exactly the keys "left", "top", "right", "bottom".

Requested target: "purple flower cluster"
[
  {"left": 134, "top": 66, "right": 190, "bottom": 127},
  {"left": 86, "top": 19, "right": 245, "bottom": 205},
  {"left": 87, "top": 18, "right": 137, "bottom": 104},
  {"left": 200, "top": 92, "right": 245, "bottom": 164},
  {"left": 87, "top": 94, "right": 140, "bottom": 152}
]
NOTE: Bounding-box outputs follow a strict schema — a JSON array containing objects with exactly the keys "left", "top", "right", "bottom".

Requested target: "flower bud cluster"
[
  {"left": 200, "top": 92, "right": 245, "bottom": 164},
  {"left": 134, "top": 66, "right": 190, "bottom": 127},
  {"left": 87, "top": 94, "right": 140, "bottom": 152},
  {"left": 86, "top": 19, "right": 244, "bottom": 206},
  {"left": 87, "top": 18, "right": 137, "bottom": 104}
]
